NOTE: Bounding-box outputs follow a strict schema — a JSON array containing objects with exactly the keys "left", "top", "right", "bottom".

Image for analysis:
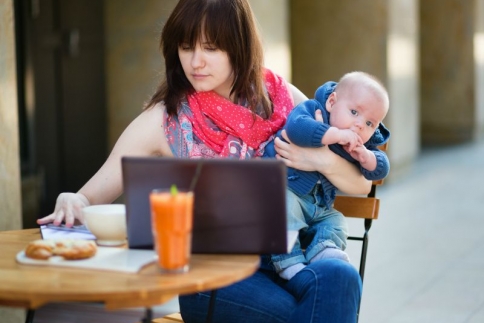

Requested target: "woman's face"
[{"left": 178, "top": 38, "right": 235, "bottom": 100}]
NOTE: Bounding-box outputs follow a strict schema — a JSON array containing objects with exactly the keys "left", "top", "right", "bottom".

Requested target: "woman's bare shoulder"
[
  {"left": 117, "top": 102, "right": 173, "bottom": 157},
  {"left": 143, "top": 102, "right": 173, "bottom": 156},
  {"left": 140, "top": 101, "right": 165, "bottom": 119},
  {"left": 288, "top": 83, "right": 309, "bottom": 105}
]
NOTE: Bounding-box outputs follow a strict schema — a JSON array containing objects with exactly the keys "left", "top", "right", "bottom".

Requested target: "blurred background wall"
[
  {"left": 1, "top": 0, "right": 484, "bottom": 321},
  {"left": 1, "top": 0, "right": 482, "bottom": 232}
]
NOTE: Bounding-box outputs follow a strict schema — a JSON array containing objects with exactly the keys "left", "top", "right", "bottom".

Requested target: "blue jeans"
[
  {"left": 271, "top": 186, "right": 349, "bottom": 271},
  {"left": 179, "top": 257, "right": 362, "bottom": 323}
]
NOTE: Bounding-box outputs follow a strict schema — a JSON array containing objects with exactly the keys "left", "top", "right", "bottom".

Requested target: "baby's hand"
[
  {"left": 346, "top": 145, "right": 371, "bottom": 163},
  {"left": 345, "top": 144, "right": 377, "bottom": 171},
  {"left": 315, "top": 109, "right": 324, "bottom": 122},
  {"left": 337, "top": 129, "right": 362, "bottom": 151}
]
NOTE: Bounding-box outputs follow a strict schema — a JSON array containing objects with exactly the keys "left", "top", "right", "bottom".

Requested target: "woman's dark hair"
[{"left": 145, "top": 0, "right": 271, "bottom": 118}]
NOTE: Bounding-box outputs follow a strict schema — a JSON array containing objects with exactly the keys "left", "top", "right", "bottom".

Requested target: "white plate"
[{"left": 16, "top": 247, "right": 156, "bottom": 273}]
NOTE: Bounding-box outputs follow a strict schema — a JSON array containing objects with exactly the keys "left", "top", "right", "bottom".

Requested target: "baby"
[{"left": 264, "top": 71, "right": 390, "bottom": 280}]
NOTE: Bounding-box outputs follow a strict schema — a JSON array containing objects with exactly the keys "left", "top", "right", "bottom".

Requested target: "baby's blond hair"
[{"left": 335, "top": 71, "right": 389, "bottom": 110}]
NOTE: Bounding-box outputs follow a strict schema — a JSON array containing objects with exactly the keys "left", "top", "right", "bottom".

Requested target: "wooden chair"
[
  {"left": 151, "top": 313, "right": 183, "bottom": 322},
  {"left": 334, "top": 142, "right": 388, "bottom": 283},
  {"left": 152, "top": 143, "right": 388, "bottom": 322}
]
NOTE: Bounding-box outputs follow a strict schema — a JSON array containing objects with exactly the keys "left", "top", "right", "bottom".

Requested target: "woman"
[{"left": 38, "top": 0, "right": 370, "bottom": 322}]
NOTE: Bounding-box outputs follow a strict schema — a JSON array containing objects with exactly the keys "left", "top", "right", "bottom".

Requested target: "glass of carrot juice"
[{"left": 149, "top": 188, "right": 194, "bottom": 273}]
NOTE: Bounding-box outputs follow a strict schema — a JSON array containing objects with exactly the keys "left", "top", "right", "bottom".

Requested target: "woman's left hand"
[
  {"left": 275, "top": 130, "right": 371, "bottom": 195},
  {"left": 274, "top": 130, "right": 334, "bottom": 172}
]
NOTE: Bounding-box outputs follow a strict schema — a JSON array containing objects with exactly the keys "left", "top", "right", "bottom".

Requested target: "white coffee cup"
[{"left": 83, "top": 204, "right": 127, "bottom": 246}]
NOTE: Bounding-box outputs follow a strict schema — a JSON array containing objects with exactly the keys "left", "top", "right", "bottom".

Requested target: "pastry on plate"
[{"left": 25, "top": 239, "right": 97, "bottom": 260}]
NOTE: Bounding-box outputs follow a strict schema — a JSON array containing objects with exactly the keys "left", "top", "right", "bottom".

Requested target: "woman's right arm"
[{"left": 37, "top": 103, "right": 173, "bottom": 227}]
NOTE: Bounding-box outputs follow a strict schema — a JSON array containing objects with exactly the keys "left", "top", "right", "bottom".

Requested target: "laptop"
[{"left": 121, "top": 157, "right": 288, "bottom": 254}]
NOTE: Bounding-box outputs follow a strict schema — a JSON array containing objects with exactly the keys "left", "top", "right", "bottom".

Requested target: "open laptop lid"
[{"left": 121, "top": 157, "right": 288, "bottom": 254}]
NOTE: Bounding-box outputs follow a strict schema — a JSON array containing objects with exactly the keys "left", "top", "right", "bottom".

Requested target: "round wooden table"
[{"left": 0, "top": 229, "right": 260, "bottom": 322}]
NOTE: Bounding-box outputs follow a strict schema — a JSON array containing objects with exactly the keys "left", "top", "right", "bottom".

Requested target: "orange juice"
[{"left": 150, "top": 190, "right": 194, "bottom": 273}]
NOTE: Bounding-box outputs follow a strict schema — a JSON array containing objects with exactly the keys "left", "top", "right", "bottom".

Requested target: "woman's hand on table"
[{"left": 36, "top": 193, "right": 90, "bottom": 227}]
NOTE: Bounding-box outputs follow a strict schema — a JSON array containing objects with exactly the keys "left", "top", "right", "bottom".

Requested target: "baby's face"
[{"left": 325, "top": 87, "right": 388, "bottom": 143}]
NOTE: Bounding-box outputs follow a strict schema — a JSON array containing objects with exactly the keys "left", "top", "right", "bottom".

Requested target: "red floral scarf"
[{"left": 186, "top": 69, "right": 293, "bottom": 156}]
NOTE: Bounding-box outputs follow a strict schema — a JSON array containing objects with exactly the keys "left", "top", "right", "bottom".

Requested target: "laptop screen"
[{"left": 121, "top": 157, "right": 288, "bottom": 254}]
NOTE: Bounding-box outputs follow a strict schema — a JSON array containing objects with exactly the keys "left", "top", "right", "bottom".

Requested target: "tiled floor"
[{"left": 346, "top": 139, "right": 484, "bottom": 323}]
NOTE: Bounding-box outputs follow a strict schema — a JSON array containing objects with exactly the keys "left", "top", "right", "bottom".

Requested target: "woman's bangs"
[
  {"left": 176, "top": 17, "right": 203, "bottom": 48},
  {"left": 202, "top": 8, "right": 233, "bottom": 50},
  {"left": 174, "top": 1, "right": 235, "bottom": 50}
]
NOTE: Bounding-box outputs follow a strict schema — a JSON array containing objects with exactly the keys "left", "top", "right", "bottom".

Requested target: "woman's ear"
[{"left": 325, "top": 92, "right": 337, "bottom": 112}]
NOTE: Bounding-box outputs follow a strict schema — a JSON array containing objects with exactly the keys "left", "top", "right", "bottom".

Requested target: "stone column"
[
  {"left": 420, "top": 0, "right": 477, "bottom": 144},
  {"left": 476, "top": 0, "right": 484, "bottom": 137},
  {"left": 0, "top": 2, "right": 26, "bottom": 323},
  {"left": 0, "top": 3, "right": 23, "bottom": 232},
  {"left": 290, "top": 0, "right": 419, "bottom": 180},
  {"left": 387, "top": 0, "right": 420, "bottom": 176}
]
